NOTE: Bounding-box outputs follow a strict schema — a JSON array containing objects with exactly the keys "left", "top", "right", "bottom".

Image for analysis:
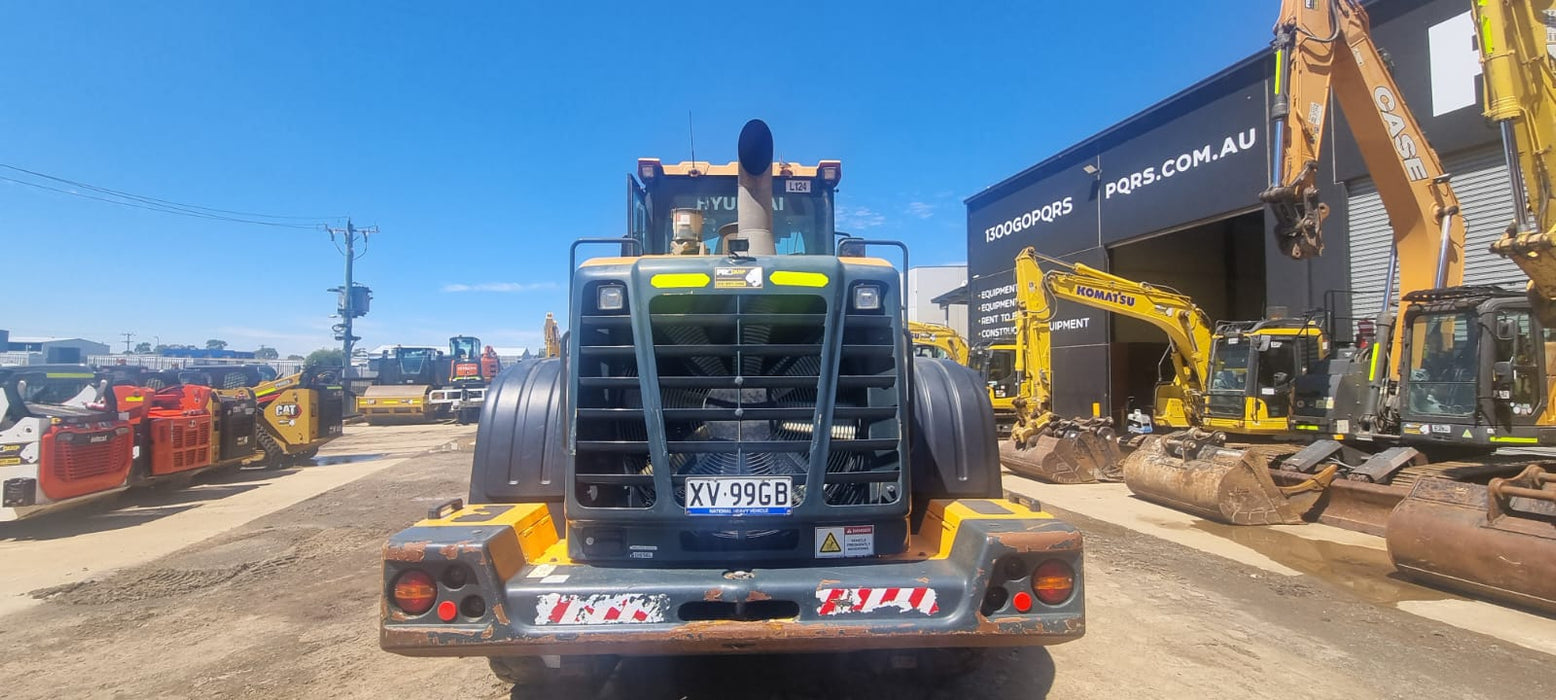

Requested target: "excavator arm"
[
  {"left": 1482, "top": 0, "right": 1556, "bottom": 323},
  {"left": 1263, "top": 0, "right": 1463, "bottom": 379},
  {"left": 1036, "top": 252, "right": 1215, "bottom": 423},
  {"left": 1000, "top": 248, "right": 1126, "bottom": 484},
  {"left": 1011, "top": 248, "right": 1055, "bottom": 420},
  {"left": 543, "top": 313, "right": 561, "bottom": 359}
]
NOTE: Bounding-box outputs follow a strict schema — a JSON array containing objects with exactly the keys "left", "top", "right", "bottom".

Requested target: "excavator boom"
[
  {"left": 1484, "top": 0, "right": 1556, "bottom": 323},
  {"left": 1265, "top": 0, "right": 1463, "bottom": 371}
]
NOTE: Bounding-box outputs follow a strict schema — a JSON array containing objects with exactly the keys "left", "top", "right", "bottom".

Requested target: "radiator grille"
[{"left": 573, "top": 292, "right": 903, "bottom": 513}]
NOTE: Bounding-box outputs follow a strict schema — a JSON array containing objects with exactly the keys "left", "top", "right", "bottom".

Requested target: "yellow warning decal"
[
  {"left": 819, "top": 532, "right": 842, "bottom": 554},
  {"left": 770, "top": 270, "right": 829, "bottom": 288},
  {"left": 651, "top": 272, "right": 711, "bottom": 289}
]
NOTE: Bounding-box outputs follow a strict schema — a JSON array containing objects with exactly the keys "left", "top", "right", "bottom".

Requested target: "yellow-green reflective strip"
[
  {"left": 1274, "top": 49, "right": 1284, "bottom": 94},
  {"left": 1490, "top": 436, "right": 1537, "bottom": 444},
  {"left": 650, "top": 273, "right": 710, "bottom": 289},
  {"left": 45, "top": 372, "right": 94, "bottom": 379},
  {"left": 1294, "top": 425, "right": 1319, "bottom": 431},
  {"left": 770, "top": 271, "right": 829, "bottom": 287},
  {"left": 1368, "top": 344, "right": 1381, "bottom": 382}
]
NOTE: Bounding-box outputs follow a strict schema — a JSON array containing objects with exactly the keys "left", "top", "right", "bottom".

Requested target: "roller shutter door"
[{"left": 1346, "top": 146, "right": 1523, "bottom": 322}]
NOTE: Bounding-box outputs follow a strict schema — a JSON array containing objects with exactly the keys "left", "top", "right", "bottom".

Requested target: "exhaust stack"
[{"left": 733, "top": 119, "right": 776, "bottom": 256}]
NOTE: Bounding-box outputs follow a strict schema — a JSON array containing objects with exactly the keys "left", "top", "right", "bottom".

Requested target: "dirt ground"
[{"left": 1, "top": 436, "right": 1552, "bottom": 699}]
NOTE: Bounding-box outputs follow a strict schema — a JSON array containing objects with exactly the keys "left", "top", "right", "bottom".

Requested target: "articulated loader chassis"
[{"left": 379, "top": 121, "right": 1085, "bottom": 687}]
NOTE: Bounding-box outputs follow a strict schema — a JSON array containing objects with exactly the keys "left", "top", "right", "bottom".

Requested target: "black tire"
[
  {"left": 469, "top": 359, "right": 566, "bottom": 504},
  {"left": 909, "top": 357, "right": 1002, "bottom": 500}
]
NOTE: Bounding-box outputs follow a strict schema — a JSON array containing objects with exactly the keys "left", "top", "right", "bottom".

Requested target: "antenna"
[{"left": 688, "top": 111, "right": 698, "bottom": 174}]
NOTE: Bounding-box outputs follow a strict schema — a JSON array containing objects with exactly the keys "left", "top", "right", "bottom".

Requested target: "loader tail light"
[
  {"left": 1032, "top": 559, "right": 1075, "bottom": 606},
  {"left": 392, "top": 570, "right": 437, "bottom": 615}
]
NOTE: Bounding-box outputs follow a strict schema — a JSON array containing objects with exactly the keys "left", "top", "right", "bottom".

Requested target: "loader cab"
[
  {"left": 628, "top": 158, "right": 840, "bottom": 256},
  {"left": 1203, "top": 320, "right": 1327, "bottom": 432},
  {"left": 1398, "top": 287, "right": 1552, "bottom": 445}
]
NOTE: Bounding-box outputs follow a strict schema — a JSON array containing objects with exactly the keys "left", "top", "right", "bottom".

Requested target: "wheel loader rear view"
[{"left": 378, "top": 120, "right": 1085, "bottom": 688}]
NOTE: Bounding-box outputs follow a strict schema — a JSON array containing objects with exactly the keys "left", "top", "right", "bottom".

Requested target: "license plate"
[{"left": 685, "top": 476, "right": 793, "bottom": 516}]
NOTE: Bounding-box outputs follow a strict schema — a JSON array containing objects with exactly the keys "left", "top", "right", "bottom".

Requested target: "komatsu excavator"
[
  {"left": 907, "top": 321, "right": 970, "bottom": 364},
  {"left": 1000, "top": 248, "right": 1331, "bottom": 505}
]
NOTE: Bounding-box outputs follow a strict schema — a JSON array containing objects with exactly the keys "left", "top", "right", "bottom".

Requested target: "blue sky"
[{"left": 0, "top": 1, "right": 1270, "bottom": 356}]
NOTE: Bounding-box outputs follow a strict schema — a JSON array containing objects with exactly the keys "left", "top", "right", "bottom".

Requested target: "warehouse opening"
[{"left": 1105, "top": 210, "right": 1266, "bottom": 421}]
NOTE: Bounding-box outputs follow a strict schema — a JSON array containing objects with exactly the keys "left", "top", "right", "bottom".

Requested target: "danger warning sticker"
[{"left": 815, "top": 525, "right": 874, "bottom": 559}]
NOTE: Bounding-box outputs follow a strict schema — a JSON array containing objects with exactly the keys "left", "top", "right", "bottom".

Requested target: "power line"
[{"left": 0, "top": 163, "right": 339, "bottom": 229}]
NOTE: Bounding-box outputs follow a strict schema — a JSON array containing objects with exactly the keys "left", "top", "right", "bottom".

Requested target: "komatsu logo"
[
  {"left": 1373, "top": 86, "right": 1430, "bottom": 181},
  {"left": 1074, "top": 286, "right": 1137, "bottom": 306}
]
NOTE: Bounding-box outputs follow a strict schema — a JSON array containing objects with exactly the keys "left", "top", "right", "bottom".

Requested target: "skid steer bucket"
[
  {"left": 1001, "top": 418, "right": 1124, "bottom": 484},
  {"left": 1122, "top": 430, "right": 1337, "bottom": 525},
  {"left": 1385, "top": 465, "right": 1556, "bottom": 615}
]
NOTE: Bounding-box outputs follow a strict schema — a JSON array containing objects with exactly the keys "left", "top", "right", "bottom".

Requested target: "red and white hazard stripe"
[
  {"left": 815, "top": 587, "right": 939, "bottom": 616},
  {"left": 533, "top": 593, "right": 668, "bottom": 625}
]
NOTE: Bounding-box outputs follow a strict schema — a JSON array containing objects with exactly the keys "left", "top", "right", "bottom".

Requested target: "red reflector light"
[
  {"left": 1032, "top": 559, "right": 1075, "bottom": 606},
  {"left": 392, "top": 570, "right": 437, "bottom": 615},
  {"left": 1012, "top": 591, "right": 1033, "bottom": 613},
  {"left": 437, "top": 600, "right": 458, "bottom": 622}
]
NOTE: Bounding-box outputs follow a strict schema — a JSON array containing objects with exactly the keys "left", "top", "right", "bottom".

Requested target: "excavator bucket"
[
  {"left": 1122, "top": 431, "right": 1336, "bottom": 525},
  {"left": 1385, "top": 465, "right": 1556, "bottom": 615},
  {"left": 1000, "top": 419, "right": 1124, "bottom": 484}
]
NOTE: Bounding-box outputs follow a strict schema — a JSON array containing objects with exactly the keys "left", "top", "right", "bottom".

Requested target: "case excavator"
[{"left": 378, "top": 121, "right": 1084, "bottom": 688}]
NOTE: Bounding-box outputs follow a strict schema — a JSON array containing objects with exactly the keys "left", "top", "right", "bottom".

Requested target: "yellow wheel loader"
[{"left": 378, "top": 121, "right": 1084, "bottom": 687}]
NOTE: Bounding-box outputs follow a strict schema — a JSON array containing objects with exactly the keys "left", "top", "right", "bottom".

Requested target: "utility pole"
[
  {"left": 121, "top": 332, "right": 134, "bottom": 354},
  {"left": 326, "top": 219, "right": 376, "bottom": 377}
]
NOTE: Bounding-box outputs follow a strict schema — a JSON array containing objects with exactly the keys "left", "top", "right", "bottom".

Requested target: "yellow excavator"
[
  {"left": 1119, "top": 0, "right": 1468, "bottom": 528},
  {"left": 542, "top": 312, "right": 561, "bottom": 359},
  {"left": 998, "top": 248, "right": 1127, "bottom": 483},
  {"left": 1001, "top": 248, "right": 1332, "bottom": 500},
  {"left": 1131, "top": 0, "right": 1556, "bottom": 613},
  {"left": 971, "top": 342, "right": 1019, "bottom": 432},
  {"left": 1384, "top": 0, "right": 1556, "bottom": 614},
  {"left": 907, "top": 321, "right": 969, "bottom": 364}
]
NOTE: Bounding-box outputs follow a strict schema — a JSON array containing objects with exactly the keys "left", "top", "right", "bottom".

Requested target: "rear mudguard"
[{"left": 380, "top": 498, "right": 1085, "bottom": 657}]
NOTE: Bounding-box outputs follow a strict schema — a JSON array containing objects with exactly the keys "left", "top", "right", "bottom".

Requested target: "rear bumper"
[{"left": 380, "top": 499, "right": 1084, "bottom": 657}]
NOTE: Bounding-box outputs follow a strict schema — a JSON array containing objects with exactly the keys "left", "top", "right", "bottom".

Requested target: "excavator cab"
[
  {"left": 1394, "top": 287, "right": 1551, "bottom": 449},
  {"left": 971, "top": 342, "right": 1018, "bottom": 433},
  {"left": 1201, "top": 320, "right": 1327, "bottom": 435},
  {"left": 448, "top": 336, "right": 483, "bottom": 385}
]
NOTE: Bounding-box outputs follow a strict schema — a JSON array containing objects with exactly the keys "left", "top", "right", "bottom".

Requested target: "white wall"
[{"left": 907, "top": 266, "right": 968, "bottom": 337}]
